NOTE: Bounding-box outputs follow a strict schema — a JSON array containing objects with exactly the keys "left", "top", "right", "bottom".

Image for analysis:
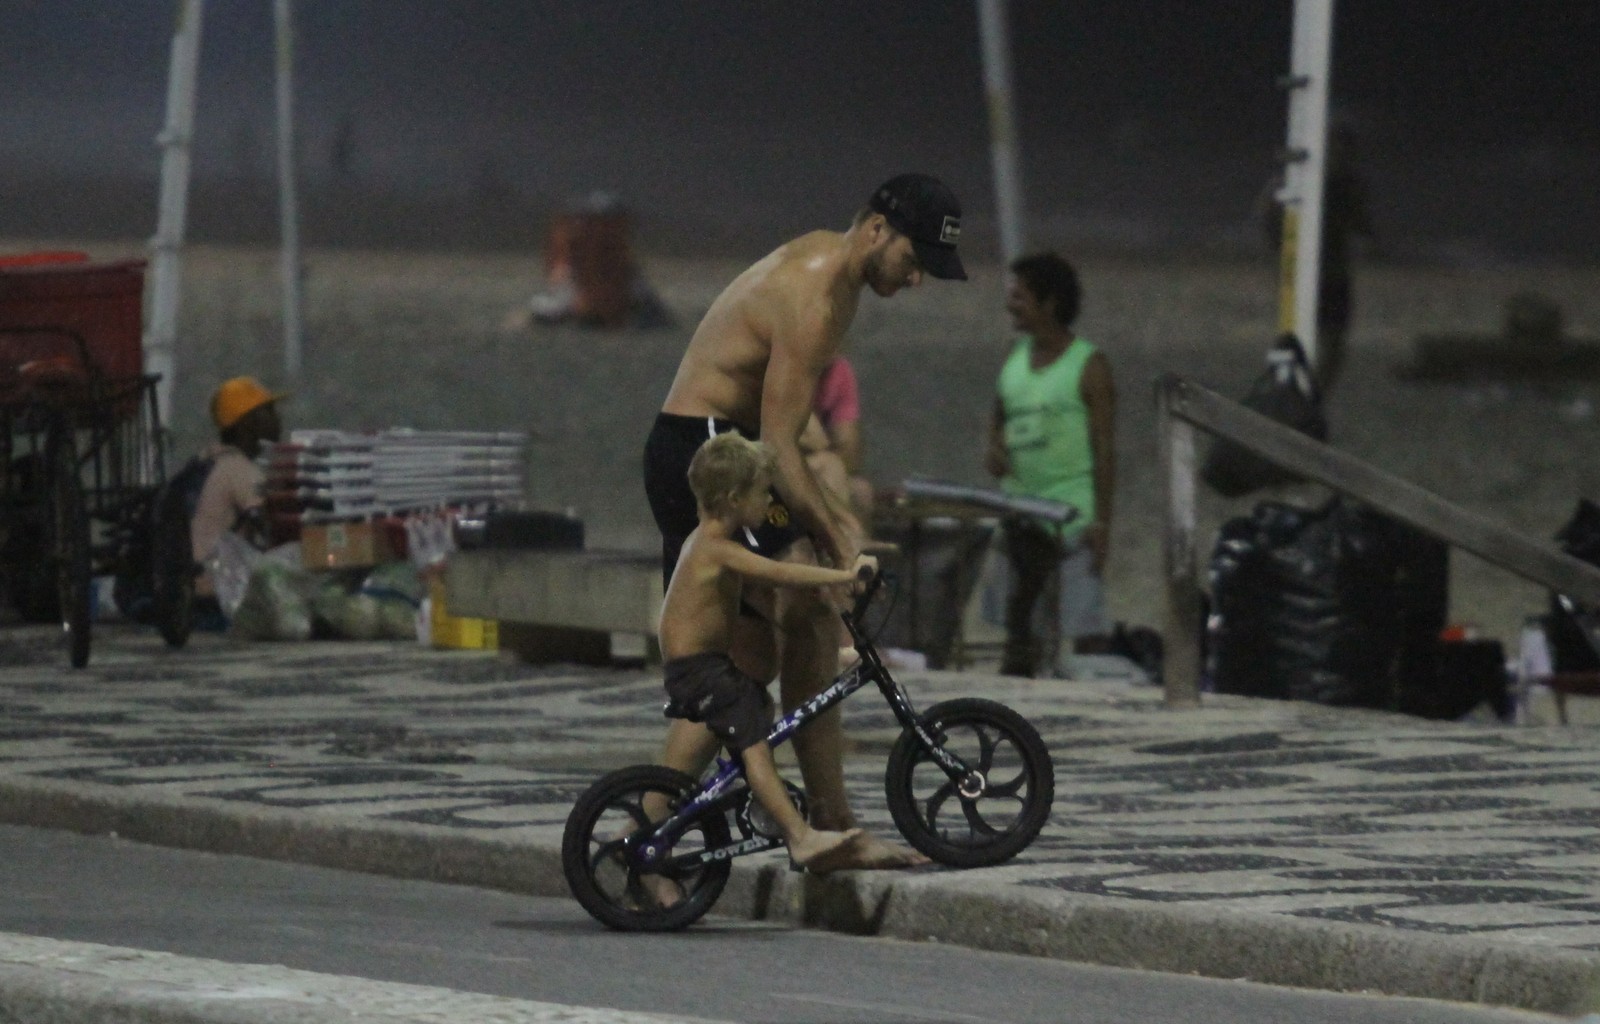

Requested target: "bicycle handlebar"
[{"left": 847, "top": 568, "right": 885, "bottom": 625}]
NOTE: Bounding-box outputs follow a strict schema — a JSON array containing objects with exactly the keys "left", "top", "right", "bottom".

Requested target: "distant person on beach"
[
  {"left": 652, "top": 432, "right": 874, "bottom": 874},
  {"left": 644, "top": 172, "right": 967, "bottom": 870},
  {"left": 512, "top": 192, "right": 673, "bottom": 331},
  {"left": 984, "top": 252, "right": 1116, "bottom": 678},
  {"left": 1259, "top": 122, "right": 1375, "bottom": 392}
]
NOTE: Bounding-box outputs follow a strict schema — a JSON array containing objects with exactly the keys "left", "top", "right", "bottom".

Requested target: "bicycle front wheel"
[
  {"left": 562, "top": 764, "right": 731, "bottom": 932},
  {"left": 885, "top": 698, "right": 1053, "bottom": 868}
]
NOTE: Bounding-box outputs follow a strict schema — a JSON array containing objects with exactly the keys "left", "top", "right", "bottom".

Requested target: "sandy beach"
[{"left": 13, "top": 238, "right": 1600, "bottom": 651}]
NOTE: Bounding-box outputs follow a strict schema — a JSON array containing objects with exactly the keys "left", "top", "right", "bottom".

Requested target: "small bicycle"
[{"left": 562, "top": 570, "right": 1055, "bottom": 931}]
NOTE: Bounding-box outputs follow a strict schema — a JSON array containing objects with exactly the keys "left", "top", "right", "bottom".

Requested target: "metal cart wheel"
[
  {"left": 46, "top": 418, "right": 92, "bottom": 668},
  {"left": 1, "top": 452, "right": 55, "bottom": 623}
]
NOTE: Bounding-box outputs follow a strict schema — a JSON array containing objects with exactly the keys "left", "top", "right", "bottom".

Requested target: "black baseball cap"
[{"left": 867, "top": 173, "right": 967, "bottom": 281}]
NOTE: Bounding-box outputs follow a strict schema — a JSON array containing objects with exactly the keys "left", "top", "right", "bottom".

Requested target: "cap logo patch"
[{"left": 939, "top": 216, "right": 961, "bottom": 245}]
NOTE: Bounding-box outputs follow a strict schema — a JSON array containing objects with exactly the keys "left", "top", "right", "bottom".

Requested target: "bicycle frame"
[{"left": 632, "top": 576, "right": 980, "bottom": 872}]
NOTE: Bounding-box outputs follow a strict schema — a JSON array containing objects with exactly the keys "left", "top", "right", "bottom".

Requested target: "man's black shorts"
[
  {"left": 662, "top": 652, "right": 774, "bottom": 753},
  {"left": 642, "top": 412, "right": 804, "bottom": 588}
]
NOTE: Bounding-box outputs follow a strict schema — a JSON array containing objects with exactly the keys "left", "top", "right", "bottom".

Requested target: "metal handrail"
[{"left": 1156, "top": 373, "right": 1600, "bottom": 708}]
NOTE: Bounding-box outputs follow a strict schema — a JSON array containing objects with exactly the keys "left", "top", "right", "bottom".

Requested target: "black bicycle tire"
[
  {"left": 48, "top": 428, "right": 92, "bottom": 669},
  {"left": 562, "top": 764, "right": 731, "bottom": 932},
  {"left": 884, "top": 697, "right": 1054, "bottom": 868}
]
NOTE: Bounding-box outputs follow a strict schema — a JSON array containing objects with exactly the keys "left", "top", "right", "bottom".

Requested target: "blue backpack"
[{"left": 158, "top": 455, "right": 216, "bottom": 536}]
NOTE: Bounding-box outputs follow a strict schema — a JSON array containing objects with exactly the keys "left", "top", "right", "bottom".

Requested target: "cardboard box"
[{"left": 301, "top": 520, "right": 397, "bottom": 570}]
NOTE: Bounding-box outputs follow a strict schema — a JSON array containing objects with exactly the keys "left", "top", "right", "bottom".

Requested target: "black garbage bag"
[
  {"left": 1548, "top": 498, "right": 1600, "bottom": 672},
  {"left": 1201, "top": 334, "right": 1328, "bottom": 498},
  {"left": 1207, "top": 497, "right": 1407, "bottom": 707}
]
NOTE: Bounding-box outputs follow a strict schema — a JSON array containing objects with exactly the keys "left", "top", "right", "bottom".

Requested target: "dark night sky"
[{"left": 2, "top": 1, "right": 1595, "bottom": 261}]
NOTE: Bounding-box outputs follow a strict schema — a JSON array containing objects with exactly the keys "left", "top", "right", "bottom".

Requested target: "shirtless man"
[{"left": 643, "top": 173, "right": 966, "bottom": 869}]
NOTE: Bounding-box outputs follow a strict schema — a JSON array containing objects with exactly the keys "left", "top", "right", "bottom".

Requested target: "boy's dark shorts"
[
  {"left": 662, "top": 652, "right": 774, "bottom": 754},
  {"left": 643, "top": 412, "right": 804, "bottom": 591}
]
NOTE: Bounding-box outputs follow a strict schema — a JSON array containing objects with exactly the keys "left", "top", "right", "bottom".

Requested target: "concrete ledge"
[
  {"left": 864, "top": 878, "right": 1600, "bottom": 1016},
  {"left": 444, "top": 549, "right": 660, "bottom": 635},
  {"left": 4, "top": 775, "right": 1599, "bottom": 1017},
  {"left": 713, "top": 864, "right": 1600, "bottom": 1015},
  {"left": 0, "top": 932, "right": 723, "bottom": 1024}
]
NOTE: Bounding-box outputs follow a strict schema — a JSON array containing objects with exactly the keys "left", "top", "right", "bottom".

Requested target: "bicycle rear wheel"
[
  {"left": 562, "top": 764, "right": 731, "bottom": 932},
  {"left": 885, "top": 698, "right": 1053, "bottom": 867}
]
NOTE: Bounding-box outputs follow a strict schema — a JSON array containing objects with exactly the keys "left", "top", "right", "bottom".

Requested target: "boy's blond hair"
[{"left": 688, "top": 433, "right": 775, "bottom": 517}]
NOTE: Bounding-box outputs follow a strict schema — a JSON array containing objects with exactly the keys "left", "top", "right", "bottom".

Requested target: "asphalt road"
[{"left": 0, "top": 824, "right": 1560, "bottom": 1024}]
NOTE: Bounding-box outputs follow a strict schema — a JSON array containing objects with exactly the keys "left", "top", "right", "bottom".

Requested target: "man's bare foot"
[
  {"left": 819, "top": 832, "right": 931, "bottom": 870},
  {"left": 788, "top": 827, "right": 865, "bottom": 871}
]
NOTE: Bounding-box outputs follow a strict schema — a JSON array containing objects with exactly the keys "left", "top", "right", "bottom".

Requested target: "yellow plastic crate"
[{"left": 428, "top": 577, "right": 498, "bottom": 650}]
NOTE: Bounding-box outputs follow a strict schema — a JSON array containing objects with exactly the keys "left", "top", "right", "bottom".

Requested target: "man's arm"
[
  {"left": 1080, "top": 351, "right": 1116, "bottom": 574},
  {"left": 799, "top": 414, "right": 832, "bottom": 455},
  {"left": 227, "top": 458, "right": 270, "bottom": 548},
  {"left": 762, "top": 308, "right": 859, "bottom": 566}
]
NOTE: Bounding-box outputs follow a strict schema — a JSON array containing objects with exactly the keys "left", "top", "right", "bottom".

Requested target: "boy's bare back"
[{"left": 657, "top": 528, "right": 745, "bottom": 663}]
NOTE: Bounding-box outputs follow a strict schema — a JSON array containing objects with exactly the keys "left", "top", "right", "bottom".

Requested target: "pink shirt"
[{"left": 814, "top": 357, "right": 860, "bottom": 430}]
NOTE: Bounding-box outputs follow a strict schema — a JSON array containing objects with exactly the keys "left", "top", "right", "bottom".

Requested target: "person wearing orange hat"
[{"left": 188, "top": 377, "right": 286, "bottom": 612}]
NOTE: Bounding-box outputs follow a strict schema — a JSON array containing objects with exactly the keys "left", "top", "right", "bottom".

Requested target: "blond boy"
[{"left": 659, "top": 432, "right": 875, "bottom": 868}]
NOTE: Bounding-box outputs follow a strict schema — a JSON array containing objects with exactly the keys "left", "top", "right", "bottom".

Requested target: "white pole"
[
  {"left": 976, "top": 0, "right": 1026, "bottom": 265},
  {"left": 145, "top": 0, "right": 205, "bottom": 431},
  {"left": 1275, "top": 0, "right": 1335, "bottom": 365},
  {"left": 274, "top": 0, "right": 305, "bottom": 380}
]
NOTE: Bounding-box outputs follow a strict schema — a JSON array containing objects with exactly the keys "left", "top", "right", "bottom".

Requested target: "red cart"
[{"left": 0, "top": 256, "right": 181, "bottom": 666}]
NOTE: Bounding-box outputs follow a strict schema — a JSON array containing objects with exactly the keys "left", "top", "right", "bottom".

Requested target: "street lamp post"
[
  {"left": 976, "top": 0, "right": 1027, "bottom": 266},
  {"left": 1275, "top": 0, "right": 1335, "bottom": 366}
]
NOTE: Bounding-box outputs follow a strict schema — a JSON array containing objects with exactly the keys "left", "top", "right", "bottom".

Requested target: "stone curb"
[
  {"left": 3, "top": 776, "right": 1599, "bottom": 1016},
  {"left": 0, "top": 932, "right": 727, "bottom": 1024}
]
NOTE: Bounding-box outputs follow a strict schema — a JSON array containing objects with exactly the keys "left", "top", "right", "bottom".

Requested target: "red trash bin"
[{"left": 0, "top": 258, "right": 146, "bottom": 381}]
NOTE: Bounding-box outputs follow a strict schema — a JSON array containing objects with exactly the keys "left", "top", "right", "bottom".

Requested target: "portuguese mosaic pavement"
[{"left": 5, "top": 625, "right": 1600, "bottom": 951}]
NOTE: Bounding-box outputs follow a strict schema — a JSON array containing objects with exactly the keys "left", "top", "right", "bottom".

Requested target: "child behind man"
[{"left": 658, "top": 431, "right": 875, "bottom": 869}]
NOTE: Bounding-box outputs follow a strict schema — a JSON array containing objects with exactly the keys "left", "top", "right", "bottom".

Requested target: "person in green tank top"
[{"left": 984, "top": 252, "right": 1117, "bottom": 677}]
